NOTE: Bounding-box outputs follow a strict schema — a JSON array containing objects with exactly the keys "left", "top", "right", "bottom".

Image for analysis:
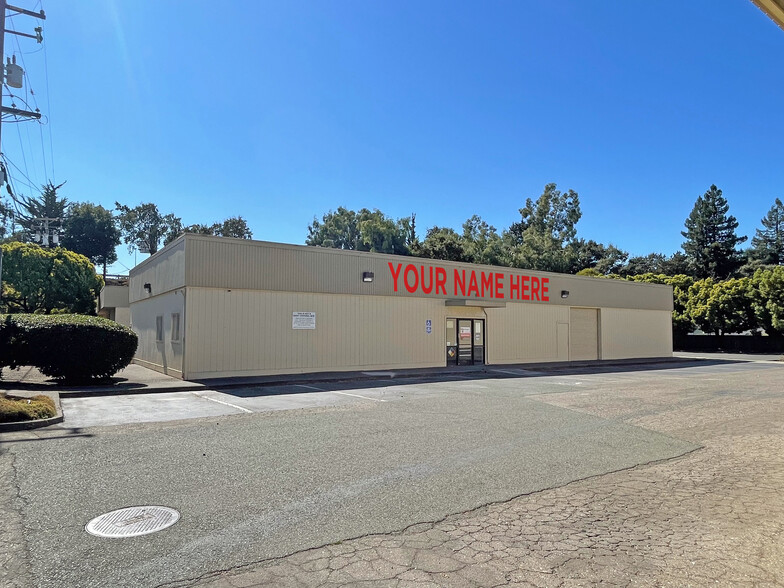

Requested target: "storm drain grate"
[{"left": 85, "top": 506, "right": 180, "bottom": 538}]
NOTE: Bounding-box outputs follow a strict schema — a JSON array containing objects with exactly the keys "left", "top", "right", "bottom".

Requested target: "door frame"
[{"left": 448, "top": 317, "right": 486, "bottom": 366}]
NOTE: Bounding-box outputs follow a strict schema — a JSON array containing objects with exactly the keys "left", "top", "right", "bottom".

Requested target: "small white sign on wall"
[{"left": 292, "top": 311, "right": 316, "bottom": 330}]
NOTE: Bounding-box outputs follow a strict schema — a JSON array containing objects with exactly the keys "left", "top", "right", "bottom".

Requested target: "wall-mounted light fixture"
[
  {"left": 561, "top": 290, "right": 569, "bottom": 299},
  {"left": 362, "top": 271, "right": 374, "bottom": 283},
  {"left": 144, "top": 283, "right": 152, "bottom": 294}
]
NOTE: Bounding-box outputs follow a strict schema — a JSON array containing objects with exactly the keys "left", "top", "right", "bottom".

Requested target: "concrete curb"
[
  {"left": 58, "top": 383, "right": 207, "bottom": 398},
  {"left": 67, "top": 356, "right": 698, "bottom": 397},
  {"left": 0, "top": 390, "right": 64, "bottom": 432}
]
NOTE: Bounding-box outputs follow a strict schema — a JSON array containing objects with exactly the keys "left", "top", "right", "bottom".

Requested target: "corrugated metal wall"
[
  {"left": 128, "top": 239, "right": 186, "bottom": 303},
  {"left": 130, "top": 291, "right": 185, "bottom": 377},
  {"left": 181, "top": 288, "right": 672, "bottom": 378},
  {"left": 181, "top": 235, "right": 673, "bottom": 312},
  {"left": 127, "top": 236, "right": 675, "bottom": 378},
  {"left": 600, "top": 308, "right": 672, "bottom": 359},
  {"left": 570, "top": 308, "right": 599, "bottom": 361},
  {"left": 486, "top": 305, "right": 569, "bottom": 364},
  {"left": 185, "top": 287, "right": 470, "bottom": 379}
]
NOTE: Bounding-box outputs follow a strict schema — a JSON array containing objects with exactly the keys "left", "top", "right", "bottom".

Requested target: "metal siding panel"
[
  {"left": 485, "top": 304, "right": 568, "bottom": 364},
  {"left": 182, "top": 235, "right": 672, "bottom": 312},
  {"left": 186, "top": 288, "right": 447, "bottom": 377},
  {"left": 570, "top": 308, "right": 599, "bottom": 361},
  {"left": 600, "top": 309, "right": 673, "bottom": 359},
  {"left": 129, "top": 292, "right": 185, "bottom": 377},
  {"left": 129, "top": 239, "right": 186, "bottom": 303}
]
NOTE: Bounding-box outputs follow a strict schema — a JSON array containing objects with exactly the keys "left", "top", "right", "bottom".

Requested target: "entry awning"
[{"left": 445, "top": 299, "right": 507, "bottom": 308}]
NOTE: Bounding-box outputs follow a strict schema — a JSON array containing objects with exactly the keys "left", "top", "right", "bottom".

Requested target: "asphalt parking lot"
[
  {"left": 58, "top": 358, "right": 781, "bottom": 429},
  {"left": 2, "top": 357, "right": 783, "bottom": 588}
]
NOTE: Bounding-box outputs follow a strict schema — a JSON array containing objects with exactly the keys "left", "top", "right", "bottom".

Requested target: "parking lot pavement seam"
[{"left": 154, "top": 446, "right": 704, "bottom": 588}]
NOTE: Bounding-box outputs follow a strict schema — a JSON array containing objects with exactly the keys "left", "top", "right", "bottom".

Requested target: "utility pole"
[
  {"left": 32, "top": 216, "right": 59, "bottom": 246},
  {"left": 0, "top": 0, "right": 46, "bottom": 172},
  {"left": 0, "top": 1, "right": 46, "bottom": 290}
]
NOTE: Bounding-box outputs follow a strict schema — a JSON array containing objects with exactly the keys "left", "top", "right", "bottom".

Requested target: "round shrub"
[{"left": 2, "top": 314, "right": 138, "bottom": 382}]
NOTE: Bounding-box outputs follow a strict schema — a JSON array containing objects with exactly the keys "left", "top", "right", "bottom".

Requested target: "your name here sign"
[{"left": 388, "top": 262, "right": 550, "bottom": 302}]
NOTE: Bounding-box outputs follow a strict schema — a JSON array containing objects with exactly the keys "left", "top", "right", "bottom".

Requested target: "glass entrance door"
[
  {"left": 447, "top": 319, "right": 486, "bottom": 366},
  {"left": 457, "top": 319, "right": 473, "bottom": 365}
]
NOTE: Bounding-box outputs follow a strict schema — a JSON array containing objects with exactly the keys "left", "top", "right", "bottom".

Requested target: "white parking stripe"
[
  {"left": 332, "top": 391, "right": 386, "bottom": 402},
  {"left": 295, "top": 384, "right": 323, "bottom": 391},
  {"left": 191, "top": 392, "right": 253, "bottom": 413}
]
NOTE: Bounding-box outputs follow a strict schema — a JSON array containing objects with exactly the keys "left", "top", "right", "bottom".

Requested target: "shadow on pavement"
[
  {"left": 216, "top": 357, "right": 765, "bottom": 399},
  {"left": 0, "top": 427, "right": 95, "bottom": 443}
]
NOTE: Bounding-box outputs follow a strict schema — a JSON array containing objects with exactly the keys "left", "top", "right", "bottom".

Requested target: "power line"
[
  {"left": 0, "top": 0, "right": 48, "bottom": 191},
  {"left": 41, "top": 13, "right": 52, "bottom": 181}
]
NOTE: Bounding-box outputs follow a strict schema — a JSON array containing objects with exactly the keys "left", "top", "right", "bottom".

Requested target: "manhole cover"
[{"left": 85, "top": 506, "right": 180, "bottom": 538}]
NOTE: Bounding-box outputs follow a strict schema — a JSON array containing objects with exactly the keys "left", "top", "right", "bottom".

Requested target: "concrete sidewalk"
[
  {"left": 1, "top": 356, "right": 687, "bottom": 398},
  {"left": 2, "top": 353, "right": 774, "bottom": 400}
]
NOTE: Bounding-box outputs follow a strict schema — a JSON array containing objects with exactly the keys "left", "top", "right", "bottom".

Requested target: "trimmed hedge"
[
  {"left": 1, "top": 314, "right": 138, "bottom": 382},
  {"left": 0, "top": 394, "right": 56, "bottom": 422}
]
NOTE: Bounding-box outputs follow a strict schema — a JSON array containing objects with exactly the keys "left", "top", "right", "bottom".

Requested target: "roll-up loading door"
[{"left": 569, "top": 308, "right": 599, "bottom": 361}]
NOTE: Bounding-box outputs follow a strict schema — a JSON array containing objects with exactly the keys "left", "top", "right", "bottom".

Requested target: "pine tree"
[
  {"left": 681, "top": 185, "right": 747, "bottom": 279},
  {"left": 17, "top": 181, "right": 68, "bottom": 245},
  {"left": 750, "top": 198, "right": 784, "bottom": 265}
]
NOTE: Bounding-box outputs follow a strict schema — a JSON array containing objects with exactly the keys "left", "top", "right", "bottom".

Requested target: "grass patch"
[{"left": 0, "top": 393, "right": 56, "bottom": 422}]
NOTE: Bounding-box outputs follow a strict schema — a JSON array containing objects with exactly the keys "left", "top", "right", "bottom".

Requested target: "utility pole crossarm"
[
  {"left": 3, "top": 27, "right": 42, "bottom": 42},
  {"left": 1, "top": 105, "right": 41, "bottom": 119},
  {"left": 5, "top": 3, "right": 45, "bottom": 19}
]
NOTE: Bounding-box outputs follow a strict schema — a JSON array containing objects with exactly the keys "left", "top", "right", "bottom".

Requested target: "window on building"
[
  {"left": 156, "top": 315, "right": 164, "bottom": 342},
  {"left": 171, "top": 313, "right": 181, "bottom": 342}
]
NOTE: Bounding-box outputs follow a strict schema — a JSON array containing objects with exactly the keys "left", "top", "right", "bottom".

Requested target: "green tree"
[
  {"left": 61, "top": 202, "right": 121, "bottom": 276},
  {"left": 182, "top": 216, "right": 253, "bottom": 240},
  {"left": 661, "top": 252, "right": 690, "bottom": 276},
  {"left": 306, "top": 207, "right": 361, "bottom": 250},
  {"left": 115, "top": 202, "right": 182, "bottom": 255},
  {"left": 750, "top": 267, "right": 784, "bottom": 337},
  {"left": 418, "top": 226, "right": 469, "bottom": 262},
  {"left": 627, "top": 273, "right": 696, "bottom": 338},
  {"left": 504, "top": 183, "right": 582, "bottom": 273},
  {"left": 307, "top": 207, "right": 409, "bottom": 254},
  {"left": 0, "top": 195, "right": 14, "bottom": 239},
  {"left": 749, "top": 198, "right": 784, "bottom": 265},
  {"left": 356, "top": 209, "right": 408, "bottom": 254},
  {"left": 620, "top": 253, "right": 667, "bottom": 276},
  {"left": 461, "top": 215, "right": 503, "bottom": 265},
  {"left": 16, "top": 181, "right": 68, "bottom": 245},
  {"left": 398, "top": 213, "right": 420, "bottom": 254},
  {"left": 686, "top": 277, "right": 757, "bottom": 338},
  {"left": 0, "top": 242, "right": 102, "bottom": 314},
  {"left": 572, "top": 240, "right": 628, "bottom": 275},
  {"left": 619, "top": 252, "right": 689, "bottom": 277},
  {"left": 216, "top": 216, "right": 252, "bottom": 239},
  {"left": 681, "top": 185, "right": 747, "bottom": 279}
]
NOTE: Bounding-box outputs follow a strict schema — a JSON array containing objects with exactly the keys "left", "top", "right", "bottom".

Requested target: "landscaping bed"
[{"left": 0, "top": 393, "right": 57, "bottom": 423}]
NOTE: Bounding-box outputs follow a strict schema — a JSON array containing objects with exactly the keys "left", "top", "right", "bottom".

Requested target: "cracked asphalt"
[
  {"left": 2, "top": 357, "right": 784, "bottom": 587},
  {"left": 185, "top": 360, "right": 784, "bottom": 588}
]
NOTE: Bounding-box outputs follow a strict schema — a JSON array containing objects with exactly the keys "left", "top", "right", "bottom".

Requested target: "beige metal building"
[
  {"left": 128, "top": 234, "right": 673, "bottom": 380},
  {"left": 97, "top": 283, "right": 131, "bottom": 327}
]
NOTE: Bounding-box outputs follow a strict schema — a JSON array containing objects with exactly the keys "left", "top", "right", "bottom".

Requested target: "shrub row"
[{"left": 1, "top": 314, "right": 138, "bottom": 382}]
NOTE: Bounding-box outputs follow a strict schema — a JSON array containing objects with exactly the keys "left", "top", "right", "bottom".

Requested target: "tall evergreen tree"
[
  {"left": 17, "top": 181, "right": 68, "bottom": 245},
  {"left": 749, "top": 197, "right": 784, "bottom": 265},
  {"left": 681, "top": 185, "right": 747, "bottom": 279}
]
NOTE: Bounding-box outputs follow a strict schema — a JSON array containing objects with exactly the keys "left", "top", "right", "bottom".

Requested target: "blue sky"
[{"left": 3, "top": 1, "right": 783, "bottom": 274}]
